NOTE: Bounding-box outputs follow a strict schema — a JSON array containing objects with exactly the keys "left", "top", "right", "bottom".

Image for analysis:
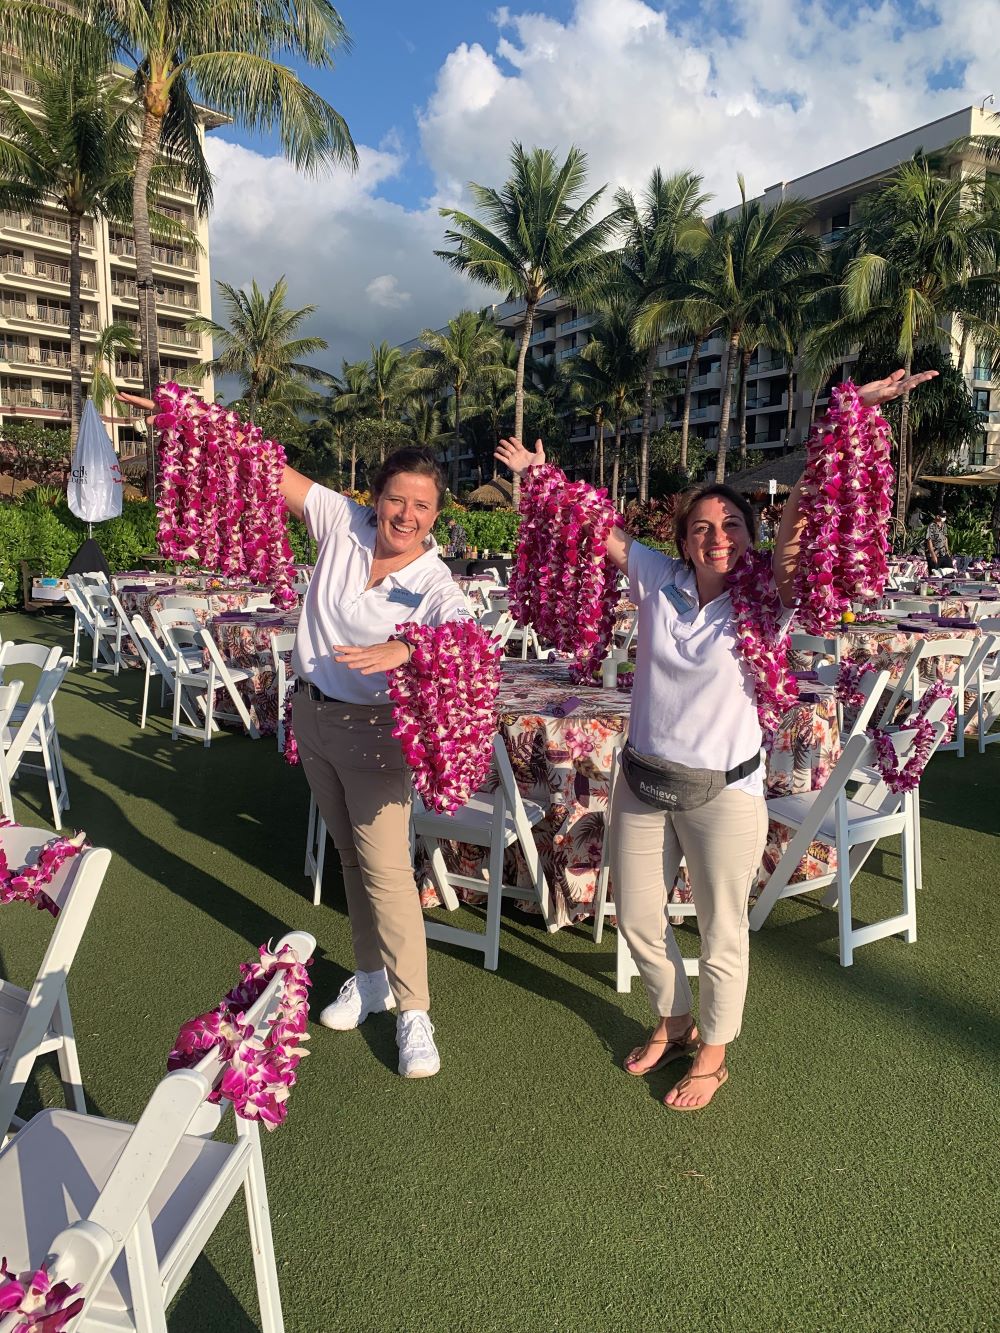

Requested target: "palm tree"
[
  {"left": 579, "top": 298, "right": 648, "bottom": 507},
  {"left": 415, "top": 310, "right": 506, "bottom": 493},
  {"left": 807, "top": 155, "right": 1000, "bottom": 520},
  {"left": 436, "top": 143, "right": 621, "bottom": 502},
  {"left": 88, "top": 321, "right": 140, "bottom": 411},
  {"left": 614, "top": 169, "right": 711, "bottom": 500},
  {"left": 187, "top": 276, "right": 330, "bottom": 416},
  {"left": 4, "top": 0, "right": 358, "bottom": 415},
  {"left": 0, "top": 54, "right": 136, "bottom": 443},
  {"left": 330, "top": 358, "right": 373, "bottom": 491},
  {"left": 366, "top": 341, "right": 415, "bottom": 460}
]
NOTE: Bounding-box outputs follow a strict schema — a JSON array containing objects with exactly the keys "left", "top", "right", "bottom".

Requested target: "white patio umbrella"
[{"left": 67, "top": 398, "right": 124, "bottom": 534}]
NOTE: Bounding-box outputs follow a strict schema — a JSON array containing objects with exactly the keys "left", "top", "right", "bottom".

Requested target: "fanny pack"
[{"left": 621, "top": 741, "right": 762, "bottom": 812}]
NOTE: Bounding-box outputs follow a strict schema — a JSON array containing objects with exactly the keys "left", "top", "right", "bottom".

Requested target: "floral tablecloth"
[
  {"left": 117, "top": 583, "right": 277, "bottom": 628},
  {"left": 206, "top": 609, "right": 300, "bottom": 734},
  {"left": 421, "top": 660, "right": 840, "bottom": 927}
]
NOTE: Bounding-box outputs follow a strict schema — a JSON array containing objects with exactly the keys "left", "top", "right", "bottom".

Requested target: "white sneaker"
[
  {"left": 318, "top": 969, "right": 395, "bottom": 1031},
  {"left": 396, "top": 1010, "right": 440, "bottom": 1078}
]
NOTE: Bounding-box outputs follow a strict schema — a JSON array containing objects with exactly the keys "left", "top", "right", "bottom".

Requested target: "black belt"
[
  {"left": 304, "top": 682, "right": 339, "bottom": 703},
  {"left": 725, "top": 751, "right": 762, "bottom": 783}
]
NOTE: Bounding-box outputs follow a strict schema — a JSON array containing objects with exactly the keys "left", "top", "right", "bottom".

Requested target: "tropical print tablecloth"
[
  {"left": 207, "top": 609, "right": 300, "bottom": 734},
  {"left": 420, "top": 660, "right": 840, "bottom": 927}
]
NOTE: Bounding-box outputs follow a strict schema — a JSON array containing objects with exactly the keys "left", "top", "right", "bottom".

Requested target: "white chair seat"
[
  {"left": 417, "top": 790, "right": 547, "bottom": 844},
  {"left": 0, "top": 1106, "right": 243, "bottom": 1316},
  {"left": 767, "top": 792, "right": 907, "bottom": 843},
  {"left": 0, "top": 983, "right": 61, "bottom": 1061}
]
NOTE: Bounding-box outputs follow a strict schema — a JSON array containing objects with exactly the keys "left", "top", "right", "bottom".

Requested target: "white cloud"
[
  {"left": 203, "top": 0, "right": 1000, "bottom": 375},
  {"left": 365, "top": 274, "right": 412, "bottom": 308}
]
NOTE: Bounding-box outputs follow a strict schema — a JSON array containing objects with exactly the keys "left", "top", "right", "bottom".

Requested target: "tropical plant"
[
  {"left": 89, "top": 321, "right": 140, "bottom": 411},
  {"left": 806, "top": 154, "right": 1000, "bottom": 520},
  {"left": 578, "top": 297, "right": 648, "bottom": 507},
  {"left": 366, "top": 340, "right": 414, "bottom": 426},
  {"left": 436, "top": 143, "right": 620, "bottom": 501},
  {"left": 614, "top": 168, "right": 711, "bottom": 500},
  {"left": 187, "top": 276, "right": 330, "bottom": 414},
  {"left": 4, "top": 0, "right": 358, "bottom": 431},
  {"left": 0, "top": 420, "right": 71, "bottom": 490},
  {"left": 414, "top": 310, "right": 506, "bottom": 492},
  {"left": 0, "top": 53, "right": 137, "bottom": 443}
]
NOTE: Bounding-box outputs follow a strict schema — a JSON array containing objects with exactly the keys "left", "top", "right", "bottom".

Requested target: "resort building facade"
[{"left": 0, "top": 54, "right": 221, "bottom": 459}]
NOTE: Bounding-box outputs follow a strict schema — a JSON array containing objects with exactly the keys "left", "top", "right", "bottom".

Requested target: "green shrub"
[{"left": 433, "top": 507, "right": 521, "bottom": 552}]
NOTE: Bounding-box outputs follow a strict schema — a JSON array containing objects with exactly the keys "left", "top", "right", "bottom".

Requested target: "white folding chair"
[
  {"left": 414, "top": 735, "right": 555, "bottom": 970},
  {"left": 814, "top": 663, "right": 890, "bottom": 746},
  {"left": 196, "top": 630, "right": 260, "bottom": 743},
  {"left": 304, "top": 791, "right": 327, "bottom": 907},
  {"left": 65, "top": 582, "right": 116, "bottom": 672},
  {"left": 876, "top": 636, "right": 975, "bottom": 758},
  {"left": 1, "top": 657, "right": 72, "bottom": 828},
  {"left": 86, "top": 589, "right": 127, "bottom": 675},
  {"left": 749, "top": 697, "right": 952, "bottom": 965},
  {"left": 128, "top": 614, "right": 205, "bottom": 732},
  {"left": 0, "top": 682, "right": 24, "bottom": 821},
  {"left": 479, "top": 609, "right": 543, "bottom": 660},
  {"left": 966, "top": 630, "right": 1000, "bottom": 752},
  {"left": 152, "top": 605, "right": 204, "bottom": 661},
  {"left": 886, "top": 596, "right": 940, "bottom": 615},
  {"left": 0, "top": 824, "right": 110, "bottom": 1139},
  {"left": 790, "top": 631, "right": 841, "bottom": 666},
  {"left": 270, "top": 631, "right": 297, "bottom": 754},
  {"left": 0, "top": 929, "right": 315, "bottom": 1333}
]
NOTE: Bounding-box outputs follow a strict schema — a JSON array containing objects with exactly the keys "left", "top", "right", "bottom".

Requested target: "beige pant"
[
  {"left": 610, "top": 778, "right": 768, "bottom": 1045},
  {"left": 292, "top": 692, "right": 429, "bottom": 1013}
]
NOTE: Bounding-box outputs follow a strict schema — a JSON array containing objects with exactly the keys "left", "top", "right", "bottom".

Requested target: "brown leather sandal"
[
  {"left": 623, "top": 1021, "right": 697, "bottom": 1076},
  {"left": 664, "top": 1059, "right": 729, "bottom": 1111}
]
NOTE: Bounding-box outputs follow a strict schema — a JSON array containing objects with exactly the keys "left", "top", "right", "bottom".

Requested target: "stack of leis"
[
  {"left": 870, "top": 679, "right": 956, "bottom": 794},
  {"left": 727, "top": 549, "right": 799, "bottom": 739},
  {"left": 0, "top": 823, "right": 87, "bottom": 919},
  {"left": 153, "top": 383, "right": 296, "bottom": 610},
  {"left": 387, "top": 621, "right": 502, "bottom": 814},
  {"left": 792, "top": 380, "right": 894, "bottom": 633},
  {"left": 167, "top": 942, "right": 311, "bottom": 1130},
  {"left": 509, "top": 465, "right": 621, "bottom": 682},
  {"left": 0, "top": 1259, "right": 83, "bottom": 1332}
]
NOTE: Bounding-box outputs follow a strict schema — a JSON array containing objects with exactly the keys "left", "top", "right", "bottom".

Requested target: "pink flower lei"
[
  {"left": 0, "top": 823, "right": 87, "bottom": 919},
  {"left": 386, "top": 620, "right": 502, "bottom": 814},
  {"left": 0, "top": 1258, "right": 84, "bottom": 1332},
  {"left": 792, "top": 381, "right": 894, "bottom": 633},
  {"left": 869, "top": 679, "right": 955, "bottom": 794},
  {"left": 168, "top": 942, "right": 312, "bottom": 1131},
  {"left": 509, "top": 465, "right": 621, "bottom": 683},
  {"left": 727, "top": 550, "right": 799, "bottom": 741},
  {"left": 153, "top": 384, "right": 297, "bottom": 610}
]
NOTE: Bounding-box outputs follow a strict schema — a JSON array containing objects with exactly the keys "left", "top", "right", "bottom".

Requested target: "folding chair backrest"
[
  {"left": 64, "top": 583, "right": 96, "bottom": 628},
  {"left": 130, "top": 614, "right": 173, "bottom": 679},
  {"left": 479, "top": 609, "right": 514, "bottom": 644},
  {"left": 0, "top": 681, "right": 24, "bottom": 815},
  {"left": 35, "top": 930, "right": 315, "bottom": 1326},
  {"left": 815, "top": 664, "right": 891, "bottom": 742},
  {"left": 0, "top": 641, "right": 62, "bottom": 680},
  {"left": 3, "top": 660, "right": 69, "bottom": 772},
  {"left": 877, "top": 637, "right": 973, "bottom": 727},
  {"left": 157, "top": 594, "right": 205, "bottom": 614},
  {"left": 245, "top": 594, "right": 275, "bottom": 611},
  {"left": 0, "top": 825, "right": 111, "bottom": 1134},
  {"left": 153, "top": 606, "right": 202, "bottom": 655},
  {"left": 790, "top": 632, "right": 840, "bottom": 664}
]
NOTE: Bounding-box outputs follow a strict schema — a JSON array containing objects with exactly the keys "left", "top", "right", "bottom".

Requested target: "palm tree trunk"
[
  {"left": 610, "top": 416, "right": 623, "bottom": 509},
  {"left": 451, "top": 383, "right": 462, "bottom": 494},
  {"left": 736, "top": 348, "right": 751, "bottom": 469},
  {"left": 350, "top": 438, "right": 357, "bottom": 492},
  {"left": 68, "top": 212, "right": 83, "bottom": 447},
  {"left": 133, "top": 97, "right": 166, "bottom": 498},
  {"left": 714, "top": 331, "right": 740, "bottom": 482},
  {"left": 991, "top": 486, "right": 1000, "bottom": 555},
  {"left": 895, "top": 356, "right": 913, "bottom": 526},
  {"left": 598, "top": 417, "right": 606, "bottom": 487},
  {"left": 638, "top": 343, "right": 657, "bottom": 503},
  {"left": 783, "top": 369, "right": 796, "bottom": 453},
  {"left": 512, "top": 301, "right": 536, "bottom": 508},
  {"left": 679, "top": 333, "right": 703, "bottom": 477}
]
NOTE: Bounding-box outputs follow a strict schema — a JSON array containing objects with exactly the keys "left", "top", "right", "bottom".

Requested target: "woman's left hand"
[
  {"left": 333, "top": 640, "right": 410, "bottom": 675},
  {"left": 857, "top": 369, "right": 938, "bottom": 408}
]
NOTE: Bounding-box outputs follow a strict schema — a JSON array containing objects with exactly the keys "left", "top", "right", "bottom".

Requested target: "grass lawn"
[{"left": 2, "top": 608, "right": 999, "bottom": 1333}]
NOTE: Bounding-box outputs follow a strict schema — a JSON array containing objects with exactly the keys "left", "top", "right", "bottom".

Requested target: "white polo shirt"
[
  {"left": 628, "top": 541, "right": 790, "bottom": 797},
  {"left": 291, "top": 485, "right": 471, "bottom": 706}
]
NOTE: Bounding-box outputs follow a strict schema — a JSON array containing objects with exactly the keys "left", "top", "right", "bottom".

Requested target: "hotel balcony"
[
  {"left": 0, "top": 253, "right": 97, "bottom": 289},
  {"left": 0, "top": 210, "right": 94, "bottom": 249}
]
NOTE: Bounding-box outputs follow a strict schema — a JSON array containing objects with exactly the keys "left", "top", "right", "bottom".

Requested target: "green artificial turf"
[{"left": 2, "top": 608, "right": 999, "bottom": 1333}]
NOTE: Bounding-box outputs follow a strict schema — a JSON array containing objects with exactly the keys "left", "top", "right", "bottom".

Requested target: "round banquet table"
[{"left": 419, "top": 660, "right": 841, "bottom": 928}]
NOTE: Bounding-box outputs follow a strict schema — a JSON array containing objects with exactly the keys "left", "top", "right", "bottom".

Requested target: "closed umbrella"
[{"left": 67, "top": 399, "right": 123, "bottom": 534}]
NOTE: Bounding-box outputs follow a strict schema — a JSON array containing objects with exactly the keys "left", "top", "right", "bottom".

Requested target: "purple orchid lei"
[
  {"left": 509, "top": 465, "right": 621, "bottom": 683},
  {"left": 792, "top": 381, "right": 894, "bottom": 633},
  {"left": 835, "top": 657, "right": 881, "bottom": 712},
  {"left": 167, "top": 942, "right": 312, "bottom": 1131},
  {"left": 386, "top": 621, "right": 502, "bottom": 814},
  {"left": 869, "top": 680, "right": 955, "bottom": 794},
  {"left": 0, "top": 823, "right": 87, "bottom": 918},
  {"left": 727, "top": 550, "right": 799, "bottom": 741},
  {"left": 282, "top": 692, "right": 299, "bottom": 766},
  {"left": 0, "top": 1259, "right": 84, "bottom": 1333},
  {"left": 152, "top": 384, "right": 297, "bottom": 610}
]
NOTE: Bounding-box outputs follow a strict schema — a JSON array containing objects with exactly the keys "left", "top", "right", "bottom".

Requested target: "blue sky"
[{"left": 201, "top": 0, "right": 1000, "bottom": 372}]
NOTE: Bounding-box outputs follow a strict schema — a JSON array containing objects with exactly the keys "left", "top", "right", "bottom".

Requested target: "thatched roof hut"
[
  {"left": 465, "top": 477, "right": 514, "bottom": 509},
  {"left": 724, "top": 450, "right": 806, "bottom": 497}
]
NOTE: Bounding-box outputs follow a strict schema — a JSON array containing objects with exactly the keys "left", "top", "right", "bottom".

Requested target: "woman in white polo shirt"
[
  {"left": 280, "top": 447, "right": 470, "bottom": 1079},
  {"left": 495, "top": 368, "right": 935, "bottom": 1110}
]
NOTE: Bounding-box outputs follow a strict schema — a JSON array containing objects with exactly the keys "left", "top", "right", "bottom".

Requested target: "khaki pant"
[
  {"left": 292, "top": 692, "right": 429, "bottom": 1012},
  {"left": 610, "top": 778, "right": 768, "bottom": 1045}
]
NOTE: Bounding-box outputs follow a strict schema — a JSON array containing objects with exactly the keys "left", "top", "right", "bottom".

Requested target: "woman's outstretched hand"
[
  {"left": 333, "top": 640, "right": 410, "bottom": 675},
  {"left": 857, "top": 369, "right": 938, "bottom": 408},
  {"left": 495, "top": 436, "right": 545, "bottom": 476}
]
